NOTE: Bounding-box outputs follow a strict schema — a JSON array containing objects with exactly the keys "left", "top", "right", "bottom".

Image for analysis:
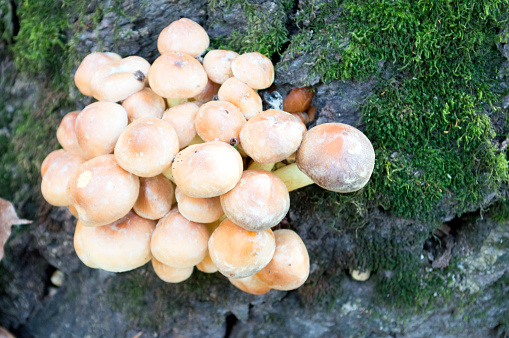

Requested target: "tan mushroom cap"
[
  {"left": 151, "top": 209, "right": 209, "bottom": 268},
  {"left": 220, "top": 170, "right": 289, "bottom": 232},
  {"left": 175, "top": 186, "right": 223, "bottom": 223},
  {"left": 196, "top": 253, "right": 218, "bottom": 273},
  {"left": 283, "top": 87, "right": 314, "bottom": 113},
  {"left": 203, "top": 50, "right": 239, "bottom": 84},
  {"left": 157, "top": 18, "right": 209, "bottom": 57},
  {"left": 122, "top": 88, "right": 166, "bottom": 122},
  {"left": 231, "top": 52, "right": 274, "bottom": 90},
  {"left": 193, "top": 78, "right": 221, "bottom": 103},
  {"left": 75, "top": 102, "right": 128, "bottom": 160},
  {"left": 255, "top": 229, "right": 309, "bottom": 291},
  {"left": 152, "top": 258, "right": 194, "bottom": 283},
  {"left": 162, "top": 102, "right": 199, "bottom": 149},
  {"left": 240, "top": 109, "right": 306, "bottom": 163},
  {"left": 73, "top": 221, "right": 98, "bottom": 268},
  {"left": 114, "top": 117, "right": 179, "bottom": 177},
  {"left": 148, "top": 52, "right": 208, "bottom": 99},
  {"left": 172, "top": 141, "right": 243, "bottom": 198},
  {"left": 218, "top": 77, "right": 262, "bottom": 120},
  {"left": 195, "top": 101, "right": 246, "bottom": 143},
  {"left": 80, "top": 211, "right": 155, "bottom": 272},
  {"left": 41, "top": 151, "right": 86, "bottom": 207},
  {"left": 296, "top": 123, "right": 375, "bottom": 193},
  {"left": 68, "top": 155, "right": 140, "bottom": 227},
  {"left": 41, "top": 149, "right": 66, "bottom": 177},
  {"left": 208, "top": 218, "right": 276, "bottom": 279},
  {"left": 74, "top": 52, "right": 121, "bottom": 97},
  {"left": 134, "top": 175, "right": 174, "bottom": 220},
  {"left": 229, "top": 275, "right": 271, "bottom": 295},
  {"left": 56, "top": 111, "right": 81, "bottom": 154}
]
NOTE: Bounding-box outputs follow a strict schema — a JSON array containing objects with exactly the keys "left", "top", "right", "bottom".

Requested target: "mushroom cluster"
[{"left": 40, "top": 18, "right": 375, "bottom": 295}]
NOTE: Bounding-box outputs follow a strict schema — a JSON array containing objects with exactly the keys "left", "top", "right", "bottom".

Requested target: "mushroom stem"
[
  {"left": 272, "top": 163, "right": 314, "bottom": 192},
  {"left": 247, "top": 161, "right": 275, "bottom": 171},
  {"left": 188, "top": 134, "right": 204, "bottom": 146},
  {"left": 167, "top": 98, "right": 187, "bottom": 108},
  {"left": 162, "top": 166, "right": 175, "bottom": 183}
]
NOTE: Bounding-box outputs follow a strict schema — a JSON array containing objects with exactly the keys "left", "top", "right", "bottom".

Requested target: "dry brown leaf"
[{"left": 0, "top": 198, "right": 32, "bottom": 261}]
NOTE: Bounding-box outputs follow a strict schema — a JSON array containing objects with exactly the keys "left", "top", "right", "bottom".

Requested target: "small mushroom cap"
[
  {"left": 296, "top": 123, "right": 375, "bottom": 193},
  {"left": 255, "top": 229, "right": 309, "bottom": 291},
  {"left": 350, "top": 269, "right": 371, "bottom": 281},
  {"left": 196, "top": 253, "right": 218, "bottom": 273},
  {"left": 152, "top": 258, "right": 194, "bottom": 283},
  {"left": 193, "top": 78, "right": 221, "bottom": 103},
  {"left": 134, "top": 175, "right": 174, "bottom": 220},
  {"left": 172, "top": 141, "right": 243, "bottom": 198},
  {"left": 218, "top": 77, "right": 263, "bottom": 120},
  {"left": 114, "top": 117, "right": 180, "bottom": 177},
  {"left": 220, "top": 170, "right": 289, "bottom": 231},
  {"left": 74, "top": 52, "right": 121, "bottom": 97},
  {"left": 80, "top": 211, "right": 155, "bottom": 272},
  {"left": 157, "top": 18, "right": 209, "bottom": 57},
  {"left": 148, "top": 52, "right": 208, "bottom": 99},
  {"left": 56, "top": 111, "right": 81, "bottom": 154},
  {"left": 203, "top": 50, "right": 239, "bottom": 84},
  {"left": 195, "top": 101, "right": 246, "bottom": 143},
  {"left": 122, "top": 88, "right": 166, "bottom": 122},
  {"left": 151, "top": 209, "right": 210, "bottom": 268},
  {"left": 75, "top": 102, "right": 128, "bottom": 160},
  {"left": 68, "top": 155, "right": 140, "bottom": 227},
  {"left": 208, "top": 218, "right": 276, "bottom": 279},
  {"left": 229, "top": 275, "right": 271, "bottom": 295},
  {"left": 41, "top": 149, "right": 66, "bottom": 177},
  {"left": 175, "top": 186, "right": 224, "bottom": 223},
  {"left": 73, "top": 221, "right": 98, "bottom": 268},
  {"left": 283, "top": 87, "right": 314, "bottom": 113},
  {"left": 162, "top": 102, "right": 199, "bottom": 149},
  {"left": 231, "top": 52, "right": 274, "bottom": 90},
  {"left": 41, "top": 151, "right": 86, "bottom": 207},
  {"left": 239, "top": 109, "right": 306, "bottom": 163}
]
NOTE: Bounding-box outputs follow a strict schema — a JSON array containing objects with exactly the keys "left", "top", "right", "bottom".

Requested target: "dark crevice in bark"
[
  {"left": 224, "top": 312, "right": 239, "bottom": 338},
  {"left": 271, "top": 0, "right": 300, "bottom": 65}
]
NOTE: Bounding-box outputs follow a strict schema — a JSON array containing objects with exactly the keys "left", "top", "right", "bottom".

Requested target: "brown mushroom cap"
[
  {"left": 41, "top": 149, "right": 66, "bottom": 177},
  {"left": 172, "top": 141, "right": 243, "bottom": 198},
  {"left": 218, "top": 77, "right": 262, "bottom": 120},
  {"left": 162, "top": 102, "right": 199, "bottom": 149},
  {"left": 255, "top": 229, "right": 309, "bottom": 291},
  {"left": 220, "top": 170, "right": 289, "bottom": 231},
  {"left": 296, "top": 123, "right": 375, "bottom": 193},
  {"left": 148, "top": 52, "right": 208, "bottom": 99},
  {"left": 231, "top": 52, "right": 274, "bottom": 90},
  {"left": 283, "top": 87, "right": 314, "bottom": 113},
  {"left": 239, "top": 109, "right": 306, "bottom": 163},
  {"left": 152, "top": 257, "right": 194, "bottom": 283},
  {"left": 122, "top": 88, "right": 166, "bottom": 122},
  {"left": 73, "top": 221, "right": 98, "bottom": 268},
  {"left": 229, "top": 275, "right": 271, "bottom": 295},
  {"left": 74, "top": 52, "right": 121, "bottom": 97},
  {"left": 75, "top": 102, "right": 128, "bottom": 160},
  {"left": 56, "top": 111, "right": 81, "bottom": 154},
  {"left": 208, "top": 218, "right": 276, "bottom": 279},
  {"left": 202, "top": 50, "right": 239, "bottom": 84},
  {"left": 195, "top": 101, "right": 246, "bottom": 143},
  {"left": 175, "top": 186, "right": 223, "bottom": 223},
  {"left": 193, "top": 78, "right": 221, "bottom": 103},
  {"left": 114, "top": 117, "right": 180, "bottom": 177},
  {"left": 151, "top": 209, "right": 210, "bottom": 268},
  {"left": 196, "top": 253, "right": 217, "bottom": 274},
  {"left": 80, "top": 211, "right": 155, "bottom": 272},
  {"left": 68, "top": 155, "right": 140, "bottom": 227},
  {"left": 157, "top": 18, "right": 209, "bottom": 57},
  {"left": 134, "top": 175, "right": 174, "bottom": 220}
]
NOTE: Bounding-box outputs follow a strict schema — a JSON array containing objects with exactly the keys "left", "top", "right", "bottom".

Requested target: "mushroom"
[
  {"left": 193, "top": 78, "right": 221, "bottom": 103},
  {"left": 157, "top": 18, "right": 209, "bottom": 57},
  {"left": 73, "top": 220, "right": 98, "bottom": 268},
  {"left": 134, "top": 175, "right": 174, "bottom": 220},
  {"left": 175, "top": 186, "right": 224, "bottom": 223},
  {"left": 350, "top": 269, "right": 371, "bottom": 281},
  {"left": 229, "top": 275, "right": 271, "bottom": 295},
  {"left": 202, "top": 50, "right": 239, "bottom": 84},
  {"left": 194, "top": 101, "right": 246, "bottom": 143},
  {"left": 74, "top": 52, "right": 121, "bottom": 97},
  {"left": 162, "top": 102, "right": 200, "bottom": 149},
  {"left": 122, "top": 88, "right": 166, "bottom": 122},
  {"left": 196, "top": 253, "right": 218, "bottom": 274},
  {"left": 40, "top": 149, "right": 65, "bottom": 177},
  {"left": 231, "top": 52, "right": 274, "bottom": 90},
  {"left": 56, "top": 111, "right": 81, "bottom": 154},
  {"left": 218, "top": 77, "right": 263, "bottom": 120},
  {"left": 152, "top": 257, "right": 194, "bottom": 283},
  {"left": 282, "top": 87, "right": 314, "bottom": 113}
]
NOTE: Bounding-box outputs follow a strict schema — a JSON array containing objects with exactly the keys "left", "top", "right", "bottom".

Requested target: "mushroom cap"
[
  {"left": 80, "top": 211, "right": 155, "bottom": 272},
  {"left": 255, "top": 229, "right": 309, "bottom": 291},
  {"left": 218, "top": 77, "right": 262, "bottom": 120},
  {"left": 231, "top": 52, "right": 274, "bottom": 90},
  {"left": 229, "top": 275, "right": 271, "bottom": 295},
  {"left": 134, "top": 175, "right": 174, "bottom": 220},
  {"left": 208, "top": 218, "right": 276, "bottom": 279},
  {"left": 157, "top": 18, "right": 209, "bottom": 57},
  {"left": 162, "top": 102, "right": 199, "bottom": 149},
  {"left": 283, "top": 87, "right": 314, "bottom": 113},
  {"left": 122, "top": 88, "right": 166, "bottom": 122},
  {"left": 296, "top": 123, "right": 375, "bottom": 192},
  {"left": 151, "top": 209, "right": 210, "bottom": 268},
  {"left": 175, "top": 186, "right": 224, "bottom": 223},
  {"left": 239, "top": 109, "right": 306, "bottom": 163},
  {"left": 41, "top": 151, "right": 86, "bottom": 206},
  {"left": 193, "top": 78, "right": 220, "bottom": 103},
  {"left": 114, "top": 117, "right": 180, "bottom": 177},
  {"left": 74, "top": 52, "right": 121, "bottom": 97},
  {"left": 56, "top": 111, "right": 81, "bottom": 154},
  {"left": 172, "top": 141, "right": 243, "bottom": 198},
  {"left": 220, "top": 170, "right": 289, "bottom": 231},
  {"left": 41, "top": 149, "right": 66, "bottom": 177},
  {"left": 68, "top": 205, "right": 79, "bottom": 218},
  {"left": 203, "top": 50, "right": 239, "bottom": 84},
  {"left": 73, "top": 221, "right": 98, "bottom": 268},
  {"left": 152, "top": 258, "right": 194, "bottom": 283},
  {"left": 196, "top": 252, "right": 218, "bottom": 273},
  {"left": 195, "top": 101, "right": 246, "bottom": 143},
  {"left": 68, "top": 154, "right": 140, "bottom": 227},
  {"left": 75, "top": 102, "right": 128, "bottom": 160},
  {"left": 148, "top": 52, "right": 208, "bottom": 99}
]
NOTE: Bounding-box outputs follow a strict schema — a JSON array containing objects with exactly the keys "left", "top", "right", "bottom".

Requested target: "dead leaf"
[{"left": 0, "top": 198, "right": 32, "bottom": 261}]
